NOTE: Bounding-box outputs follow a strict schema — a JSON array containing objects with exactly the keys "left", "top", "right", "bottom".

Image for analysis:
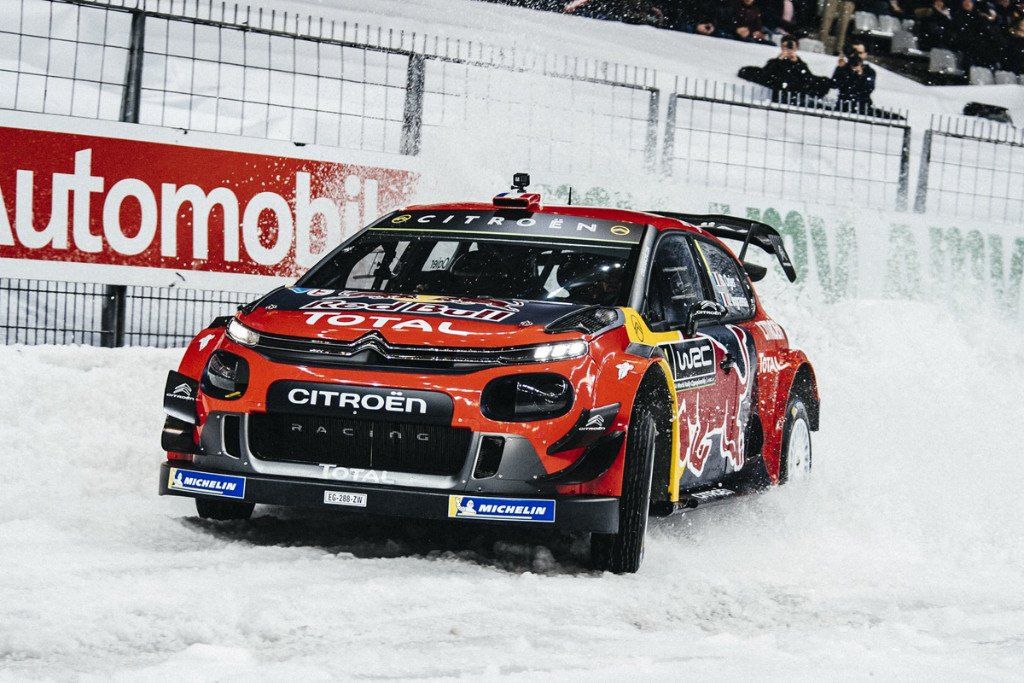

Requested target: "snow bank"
[{"left": 1, "top": 297, "right": 1022, "bottom": 678}]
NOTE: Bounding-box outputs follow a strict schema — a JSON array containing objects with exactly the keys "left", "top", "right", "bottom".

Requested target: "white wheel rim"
[{"left": 786, "top": 417, "right": 812, "bottom": 480}]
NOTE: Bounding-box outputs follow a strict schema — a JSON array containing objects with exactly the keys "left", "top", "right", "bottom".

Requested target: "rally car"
[{"left": 160, "top": 175, "right": 819, "bottom": 573}]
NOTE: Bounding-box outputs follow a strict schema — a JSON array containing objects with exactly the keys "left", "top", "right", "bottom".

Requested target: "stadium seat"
[
  {"left": 891, "top": 30, "right": 920, "bottom": 55},
  {"left": 801, "top": 38, "right": 827, "bottom": 53},
  {"left": 929, "top": 48, "right": 962, "bottom": 74},
  {"left": 876, "top": 15, "right": 900, "bottom": 35},
  {"left": 969, "top": 66, "right": 995, "bottom": 85},
  {"left": 994, "top": 70, "right": 1017, "bottom": 84},
  {"left": 854, "top": 12, "right": 879, "bottom": 32}
]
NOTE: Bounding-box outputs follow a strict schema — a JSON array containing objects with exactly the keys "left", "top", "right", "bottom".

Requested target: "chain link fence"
[
  {"left": 662, "top": 78, "right": 912, "bottom": 212},
  {"left": 1, "top": 279, "right": 251, "bottom": 347},
  {"left": 1, "top": 0, "right": 1021, "bottom": 348},
  {"left": 914, "top": 115, "right": 1024, "bottom": 222}
]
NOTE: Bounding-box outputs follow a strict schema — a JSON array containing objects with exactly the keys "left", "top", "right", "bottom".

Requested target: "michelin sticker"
[
  {"left": 168, "top": 468, "right": 246, "bottom": 499},
  {"left": 448, "top": 495, "right": 555, "bottom": 523}
]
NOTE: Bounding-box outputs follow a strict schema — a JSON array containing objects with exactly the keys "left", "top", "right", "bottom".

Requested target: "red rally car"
[{"left": 160, "top": 177, "right": 819, "bottom": 573}]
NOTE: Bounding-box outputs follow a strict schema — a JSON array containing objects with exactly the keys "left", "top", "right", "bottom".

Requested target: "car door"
[
  {"left": 686, "top": 237, "right": 759, "bottom": 484},
  {"left": 643, "top": 234, "right": 738, "bottom": 489}
]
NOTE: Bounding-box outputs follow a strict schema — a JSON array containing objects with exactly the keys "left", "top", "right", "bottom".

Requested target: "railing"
[
  {"left": 914, "top": 115, "right": 1024, "bottom": 222},
  {"left": 0, "top": 278, "right": 250, "bottom": 347},
  {"left": 662, "top": 78, "right": 912, "bottom": 212},
  {"left": 1, "top": 0, "right": 656, "bottom": 172},
  {"left": 2, "top": 0, "right": 1022, "bottom": 348}
]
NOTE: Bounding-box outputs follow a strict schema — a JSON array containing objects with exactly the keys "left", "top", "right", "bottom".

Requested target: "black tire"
[
  {"left": 195, "top": 497, "right": 255, "bottom": 521},
  {"left": 590, "top": 399, "right": 658, "bottom": 574},
  {"left": 779, "top": 397, "right": 812, "bottom": 484}
]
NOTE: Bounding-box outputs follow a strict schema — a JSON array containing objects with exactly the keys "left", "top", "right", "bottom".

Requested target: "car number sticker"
[{"left": 324, "top": 490, "right": 368, "bottom": 507}]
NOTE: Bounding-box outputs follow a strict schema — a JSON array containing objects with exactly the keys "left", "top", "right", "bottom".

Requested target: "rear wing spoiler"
[{"left": 650, "top": 212, "right": 798, "bottom": 283}]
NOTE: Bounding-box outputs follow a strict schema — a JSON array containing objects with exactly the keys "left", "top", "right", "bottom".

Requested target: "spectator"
[
  {"left": 1000, "top": 16, "right": 1024, "bottom": 71},
  {"left": 731, "top": 0, "right": 774, "bottom": 42},
  {"left": 832, "top": 50, "right": 877, "bottom": 109},
  {"left": 738, "top": 37, "right": 832, "bottom": 103},
  {"left": 915, "top": 0, "right": 955, "bottom": 49},
  {"left": 953, "top": 0, "right": 1001, "bottom": 66},
  {"left": 761, "top": 0, "right": 820, "bottom": 33},
  {"left": 672, "top": 0, "right": 731, "bottom": 35},
  {"left": 856, "top": 0, "right": 907, "bottom": 15},
  {"left": 991, "top": 0, "right": 1017, "bottom": 25}
]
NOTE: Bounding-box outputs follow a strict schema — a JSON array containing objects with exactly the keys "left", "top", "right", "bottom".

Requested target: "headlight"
[
  {"left": 201, "top": 350, "right": 250, "bottom": 400},
  {"left": 481, "top": 373, "right": 573, "bottom": 422},
  {"left": 531, "top": 341, "right": 587, "bottom": 362},
  {"left": 226, "top": 318, "right": 260, "bottom": 347}
]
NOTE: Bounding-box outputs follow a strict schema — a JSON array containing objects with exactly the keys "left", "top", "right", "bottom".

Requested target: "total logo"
[
  {"left": 318, "top": 465, "right": 396, "bottom": 484},
  {"left": 302, "top": 312, "right": 474, "bottom": 337}
]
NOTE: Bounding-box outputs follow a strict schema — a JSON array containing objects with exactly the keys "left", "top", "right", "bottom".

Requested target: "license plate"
[{"left": 323, "top": 490, "right": 367, "bottom": 507}]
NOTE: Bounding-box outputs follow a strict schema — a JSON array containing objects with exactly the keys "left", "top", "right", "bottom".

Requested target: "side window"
[
  {"left": 697, "top": 241, "right": 754, "bottom": 319},
  {"left": 423, "top": 241, "right": 459, "bottom": 271},
  {"left": 646, "top": 236, "right": 704, "bottom": 325}
]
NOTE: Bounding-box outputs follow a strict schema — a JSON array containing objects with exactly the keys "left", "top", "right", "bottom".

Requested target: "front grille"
[
  {"left": 250, "top": 331, "right": 543, "bottom": 372},
  {"left": 248, "top": 412, "right": 472, "bottom": 476}
]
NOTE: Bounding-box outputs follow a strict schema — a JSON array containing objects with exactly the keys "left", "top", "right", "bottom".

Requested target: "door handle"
[{"left": 720, "top": 352, "right": 734, "bottom": 373}]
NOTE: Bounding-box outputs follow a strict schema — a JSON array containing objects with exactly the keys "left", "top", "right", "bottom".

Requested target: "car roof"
[{"left": 400, "top": 202, "right": 712, "bottom": 237}]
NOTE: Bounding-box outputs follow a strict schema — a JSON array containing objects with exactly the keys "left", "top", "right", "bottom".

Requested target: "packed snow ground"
[{"left": 1, "top": 300, "right": 1023, "bottom": 679}]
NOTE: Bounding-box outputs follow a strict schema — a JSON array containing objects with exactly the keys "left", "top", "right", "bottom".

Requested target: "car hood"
[{"left": 237, "top": 287, "right": 589, "bottom": 347}]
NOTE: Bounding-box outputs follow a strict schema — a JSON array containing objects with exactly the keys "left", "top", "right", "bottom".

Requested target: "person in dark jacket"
[
  {"left": 916, "top": 0, "right": 956, "bottom": 49},
  {"left": 731, "top": 0, "right": 773, "bottom": 42},
  {"left": 952, "top": 0, "right": 1001, "bottom": 66},
  {"left": 742, "top": 37, "right": 831, "bottom": 103},
  {"left": 1000, "top": 16, "right": 1024, "bottom": 72},
  {"left": 831, "top": 51, "right": 877, "bottom": 110}
]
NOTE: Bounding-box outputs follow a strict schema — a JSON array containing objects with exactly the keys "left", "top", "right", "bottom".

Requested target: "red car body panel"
[{"left": 162, "top": 196, "right": 818, "bottom": 525}]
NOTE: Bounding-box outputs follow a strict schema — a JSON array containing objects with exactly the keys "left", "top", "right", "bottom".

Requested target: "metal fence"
[
  {"left": 662, "top": 78, "right": 912, "bottom": 212},
  {"left": 1, "top": 0, "right": 657, "bottom": 168},
  {"left": 914, "top": 115, "right": 1024, "bottom": 222},
  {"left": 2, "top": 0, "right": 1021, "bottom": 348},
  {"left": 0, "top": 279, "right": 250, "bottom": 347}
]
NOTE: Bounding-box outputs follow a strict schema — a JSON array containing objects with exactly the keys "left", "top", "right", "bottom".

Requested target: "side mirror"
[{"left": 684, "top": 300, "right": 727, "bottom": 336}]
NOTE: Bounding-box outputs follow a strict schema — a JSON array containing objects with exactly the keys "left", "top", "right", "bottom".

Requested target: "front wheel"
[
  {"left": 779, "top": 398, "right": 812, "bottom": 484},
  {"left": 195, "top": 497, "right": 255, "bottom": 521},
  {"left": 590, "top": 404, "right": 657, "bottom": 574}
]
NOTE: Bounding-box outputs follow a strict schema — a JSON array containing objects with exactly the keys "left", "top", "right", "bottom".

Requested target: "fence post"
[
  {"left": 644, "top": 89, "right": 659, "bottom": 173},
  {"left": 400, "top": 54, "right": 426, "bottom": 156},
  {"left": 914, "top": 129, "right": 934, "bottom": 213},
  {"left": 101, "top": 286, "right": 127, "bottom": 348},
  {"left": 119, "top": 10, "right": 146, "bottom": 124},
  {"left": 100, "top": 9, "right": 146, "bottom": 347},
  {"left": 661, "top": 93, "right": 677, "bottom": 177},
  {"left": 896, "top": 125, "right": 912, "bottom": 211}
]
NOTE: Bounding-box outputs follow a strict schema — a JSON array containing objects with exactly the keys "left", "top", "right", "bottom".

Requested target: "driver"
[
  {"left": 554, "top": 253, "right": 625, "bottom": 305},
  {"left": 449, "top": 245, "right": 537, "bottom": 298}
]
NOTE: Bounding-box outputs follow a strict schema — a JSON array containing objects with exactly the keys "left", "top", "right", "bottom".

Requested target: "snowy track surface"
[{"left": 2, "top": 302, "right": 1023, "bottom": 679}]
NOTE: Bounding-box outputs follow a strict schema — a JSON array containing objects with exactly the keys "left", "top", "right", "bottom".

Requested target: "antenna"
[{"left": 568, "top": 187, "right": 573, "bottom": 205}]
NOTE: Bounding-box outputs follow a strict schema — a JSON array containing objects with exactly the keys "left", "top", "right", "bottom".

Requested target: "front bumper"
[{"left": 159, "top": 462, "right": 619, "bottom": 533}]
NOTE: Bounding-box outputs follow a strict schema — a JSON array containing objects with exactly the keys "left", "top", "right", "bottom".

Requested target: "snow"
[
  {"left": 3, "top": 0, "right": 1024, "bottom": 677},
  {"left": 2, "top": 298, "right": 1023, "bottom": 678}
]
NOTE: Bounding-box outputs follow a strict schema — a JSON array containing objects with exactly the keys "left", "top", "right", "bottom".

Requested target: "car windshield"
[{"left": 299, "top": 232, "right": 638, "bottom": 306}]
